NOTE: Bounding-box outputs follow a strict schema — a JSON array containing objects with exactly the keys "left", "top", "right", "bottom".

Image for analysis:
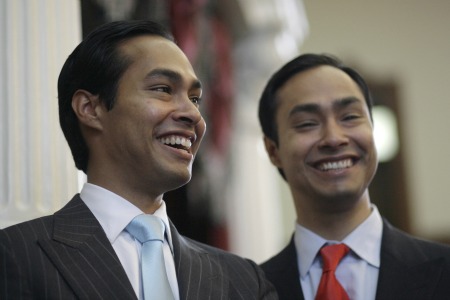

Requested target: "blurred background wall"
[
  {"left": 1, "top": 0, "right": 449, "bottom": 264},
  {"left": 300, "top": 0, "right": 450, "bottom": 245}
]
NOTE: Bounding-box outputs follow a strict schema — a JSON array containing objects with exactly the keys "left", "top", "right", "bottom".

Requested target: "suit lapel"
[
  {"left": 277, "top": 240, "right": 304, "bottom": 300},
  {"left": 171, "top": 222, "right": 227, "bottom": 300},
  {"left": 375, "top": 220, "right": 444, "bottom": 300},
  {"left": 38, "top": 195, "right": 137, "bottom": 300}
]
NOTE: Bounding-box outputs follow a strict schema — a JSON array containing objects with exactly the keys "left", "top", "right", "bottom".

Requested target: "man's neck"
[
  {"left": 87, "top": 176, "right": 164, "bottom": 214},
  {"left": 295, "top": 195, "right": 372, "bottom": 241}
]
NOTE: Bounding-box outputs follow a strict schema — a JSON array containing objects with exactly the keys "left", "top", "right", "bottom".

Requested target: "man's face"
[
  {"left": 265, "top": 65, "right": 377, "bottom": 208},
  {"left": 98, "top": 35, "right": 206, "bottom": 195}
]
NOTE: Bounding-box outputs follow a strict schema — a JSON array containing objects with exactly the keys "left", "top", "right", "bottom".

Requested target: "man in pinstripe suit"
[{"left": 0, "top": 20, "right": 277, "bottom": 300}]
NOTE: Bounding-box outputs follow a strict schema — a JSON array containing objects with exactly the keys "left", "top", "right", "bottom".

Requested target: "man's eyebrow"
[
  {"left": 288, "top": 103, "right": 320, "bottom": 117},
  {"left": 288, "top": 96, "right": 363, "bottom": 118},
  {"left": 333, "top": 96, "right": 362, "bottom": 110},
  {"left": 145, "top": 68, "right": 202, "bottom": 89}
]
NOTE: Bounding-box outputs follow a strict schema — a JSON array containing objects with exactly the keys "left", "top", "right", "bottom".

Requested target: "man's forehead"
[
  {"left": 118, "top": 34, "right": 175, "bottom": 55},
  {"left": 277, "top": 67, "right": 364, "bottom": 101},
  {"left": 119, "top": 35, "right": 200, "bottom": 84}
]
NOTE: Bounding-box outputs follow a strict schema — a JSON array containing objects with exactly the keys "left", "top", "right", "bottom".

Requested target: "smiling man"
[
  {"left": 0, "top": 20, "right": 277, "bottom": 300},
  {"left": 258, "top": 54, "right": 450, "bottom": 300}
]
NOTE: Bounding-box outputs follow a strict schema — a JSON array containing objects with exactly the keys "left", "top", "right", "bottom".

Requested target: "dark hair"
[
  {"left": 258, "top": 53, "right": 373, "bottom": 143},
  {"left": 58, "top": 20, "right": 174, "bottom": 173}
]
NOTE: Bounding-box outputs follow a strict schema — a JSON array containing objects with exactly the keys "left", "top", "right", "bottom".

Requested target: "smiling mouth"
[
  {"left": 317, "top": 159, "right": 353, "bottom": 171},
  {"left": 158, "top": 135, "right": 192, "bottom": 153}
]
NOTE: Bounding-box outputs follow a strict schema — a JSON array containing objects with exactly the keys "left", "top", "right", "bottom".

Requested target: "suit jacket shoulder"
[
  {"left": 171, "top": 225, "right": 278, "bottom": 300},
  {"left": 0, "top": 195, "right": 136, "bottom": 300},
  {"left": 376, "top": 219, "right": 450, "bottom": 300}
]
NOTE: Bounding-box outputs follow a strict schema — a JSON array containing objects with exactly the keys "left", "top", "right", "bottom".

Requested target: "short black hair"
[
  {"left": 258, "top": 53, "right": 373, "bottom": 143},
  {"left": 58, "top": 20, "right": 174, "bottom": 173}
]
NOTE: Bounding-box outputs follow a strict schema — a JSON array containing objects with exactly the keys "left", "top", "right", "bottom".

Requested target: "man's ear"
[
  {"left": 71, "top": 89, "right": 104, "bottom": 130},
  {"left": 263, "top": 136, "right": 282, "bottom": 168}
]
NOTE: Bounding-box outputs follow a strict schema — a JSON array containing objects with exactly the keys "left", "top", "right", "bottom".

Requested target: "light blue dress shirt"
[{"left": 294, "top": 206, "right": 383, "bottom": 300}]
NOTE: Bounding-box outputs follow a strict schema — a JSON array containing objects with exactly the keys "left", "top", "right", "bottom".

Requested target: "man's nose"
[
  {"left": 318, "top": 120, "right": 349, "bottom": 149},
  {"left": 172, "top": 97, "right": 203, "bottom": 126}
]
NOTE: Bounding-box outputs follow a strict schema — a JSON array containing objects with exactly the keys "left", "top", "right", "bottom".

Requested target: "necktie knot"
[
  {"left": 126, "top": 214, "right": 165, "bottom": 244},
  {"left": 319, "top": 243, "right": 350, "bottom": 272}
]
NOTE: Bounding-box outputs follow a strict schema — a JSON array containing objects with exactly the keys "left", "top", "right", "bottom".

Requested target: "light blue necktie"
[{"left": 126, "top": 214, "right": 175, "bottom": 300}]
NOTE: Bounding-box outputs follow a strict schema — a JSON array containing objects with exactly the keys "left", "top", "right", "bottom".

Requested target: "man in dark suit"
[
  {"left": 257, "top": 53, "right": 450, "bottom": 300},
  {"left": 0, "top": 20, "right": 277, "bottom": 300}
]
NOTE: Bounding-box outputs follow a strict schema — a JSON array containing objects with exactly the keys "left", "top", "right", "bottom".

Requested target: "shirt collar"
[
  {"left": 343, "top": 205, "right": 382, "bottom": 268},
  {"left": 294, "top": 224, "right": 326, "bottom": 278},
  {"left": 294, "top": 205, "right": 382, "bottom": 278},
  {"left": 80, "top": 183, "right": 174, "bottom": 252}
]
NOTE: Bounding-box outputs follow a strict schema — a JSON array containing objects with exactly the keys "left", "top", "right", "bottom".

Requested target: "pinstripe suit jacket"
[
  {"left": 260, "top": 219, "right": 450, "bottom": 300},
  {"left": 0, "top": 195, "right": 277, "bottom": 300}
]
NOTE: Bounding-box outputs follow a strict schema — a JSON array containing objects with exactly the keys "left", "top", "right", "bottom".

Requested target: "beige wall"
[{"left": 300, "top": 0, "right": 450, "bottom": 238}]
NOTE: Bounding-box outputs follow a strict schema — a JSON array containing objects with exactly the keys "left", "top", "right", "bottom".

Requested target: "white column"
[
  {"left": 227, "top": 0, "right": 308, "bottom": 262},
  {"left": 0, "top": 0, "right": 82, "bottom": 228}
]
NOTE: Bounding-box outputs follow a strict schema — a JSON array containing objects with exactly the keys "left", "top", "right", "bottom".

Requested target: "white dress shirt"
[
  {"left": 80, "top": 183, "right": 180, "bottom": 300},
  {"left": 294, "top": 206, "right": 383, "bottom": 300}
]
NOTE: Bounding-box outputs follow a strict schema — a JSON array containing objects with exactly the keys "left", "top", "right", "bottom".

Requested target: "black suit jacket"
[
  {"left": 0, "top": 195, "right": 277, "bottom": 300},
  {"left": 260, "top": 219, "right": 450, "bottom": 300}
]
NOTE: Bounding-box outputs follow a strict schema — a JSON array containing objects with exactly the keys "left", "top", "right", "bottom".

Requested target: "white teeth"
[
  {"left": 319, "top": 159, "right": 353, "bottom": 171},
  {"left": 159, "top": 135, "right": 192, "bottom": 149}
]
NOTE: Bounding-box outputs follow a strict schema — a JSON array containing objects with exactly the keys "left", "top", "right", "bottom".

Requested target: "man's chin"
[
  {"left": 316, "top": 189, "right": 363, "bottom": 208},
  {"left": 167, "top": 173, "right": 192, "bottom": 191}
]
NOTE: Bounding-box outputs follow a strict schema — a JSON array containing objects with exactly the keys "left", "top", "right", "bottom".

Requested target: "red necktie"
[{"left": 315, "top": 244, "right": 350, "bottom": 300}]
